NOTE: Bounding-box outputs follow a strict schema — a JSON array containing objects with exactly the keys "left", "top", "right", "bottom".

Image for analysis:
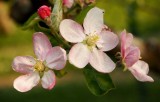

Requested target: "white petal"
[
  {"left": 129, "top": 60, "right": 154, "bottom": 82},
  {"left": 41, "top": 70, "right": 56, "bottom": 90},
  {"left": 33, "top": 32, "right": 52, "bottom": 61},
  {"left": 97, "top": 30, "right": 119, "bottom": 51},
  {"left": 12, "top": 56, "right": 35, "bottom": 74},
  {"left": 13, "top": 72, "right": 40, "bottom": 92},
  {"left": 83, "top": 7, "right": 104, "bottom": 34},
  {"left": 45, "top": 47, "right": 67, "bottom": 70},
  {"left": 89, "top": 48, "right": 115, "bottom": 73},
  {"left": 60, "top": 19, "right": 86, "bottom": 43},
  {"left": 69, "top": 43, "right": 90, "bottom": 68}
]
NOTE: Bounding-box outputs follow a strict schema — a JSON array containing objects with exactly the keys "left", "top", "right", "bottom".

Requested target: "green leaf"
[
  {"left": 75, "top": 4, "right": 95, "bottom": 24},
  {"left": 83, "top": 65, "right": 115, "bottom": 96},
  {"left": 22, "top": 13, "right": 41, "bottom": 30}
]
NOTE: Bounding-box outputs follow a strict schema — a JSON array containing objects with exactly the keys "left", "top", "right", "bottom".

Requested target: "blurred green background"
[{"left": 0, "top": 0, "right": 160, "bottom": 102}]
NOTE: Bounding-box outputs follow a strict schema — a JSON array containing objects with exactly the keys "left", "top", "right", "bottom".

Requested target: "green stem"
[
  {"left": 37, "top": 23, "right": 51, "bottom": 34},
  {"left": 123, "top": 67, "right": 127, "bottom": 72},
  {"left": 47, "top": 0, "right": 71, "bottom": 49}
]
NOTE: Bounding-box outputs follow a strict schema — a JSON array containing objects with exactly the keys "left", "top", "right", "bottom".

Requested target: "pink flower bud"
[
  {"left": 37, "top": 5, "right": 51, "bottom": 20},
  {"left": 77, "top": 0, "right": 95, "bottom": 7},
  {"left": 86, "top": 0, "right": 95, "bottom": 3},
  {"left": 63, "top": 0, "right": 74, "bottom": 8}
]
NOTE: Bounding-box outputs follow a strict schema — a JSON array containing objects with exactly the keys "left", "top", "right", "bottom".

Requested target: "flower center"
[
  {"left": 34, "top": 60, "right": 45, "bottom": 72},
  {"left": 86, "top": 34, "right": 99, "bottom": 47}
]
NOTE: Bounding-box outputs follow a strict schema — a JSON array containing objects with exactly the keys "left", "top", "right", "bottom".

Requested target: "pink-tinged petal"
[
  {"left": 12, "top": 56, "right": 35, "bottom": 74},
  {"left": 69, "top": 43, "right": 90, "bottom": 68},
  {"left": 103, "top": 25, "right": 108, "bottom": 29},
  {"left": 63, "top": 0, "right": 74, "bottom": 8},
  {"left": 120, "top": 30, "right": 133, "bottom": 57},
  {"left": 33, "top": 32, "right": 52, "bottom": 61},
  {"left": 13, "top": 72, "right": 40, "bottom": 92},
  {"left": 60, "top": 19, "right": 85, "bottom": 43},
  {"left": 124, "top": 46, "right": 140, "bottom": 67},
  {"left": 45, "top": 47, "right": 67, "bottom": 70},
  {"left": 89, "top": 48, "right": 116, "bottom": 73},
  {"left": 83, "top": 7, "right": 104, "bottom": 34},
  {"left": 41, "top": 70, "right": 56, "bottom": 90},
  {"left": 129, "top": 60, "right": 154, "bottom": 82},
  {"left": 97, "top": 30, "right": 119, "bottom": 51}
]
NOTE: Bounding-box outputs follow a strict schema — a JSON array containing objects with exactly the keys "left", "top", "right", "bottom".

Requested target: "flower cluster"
[{"left": 12, "top": 2, "right": 154, "bottom": 93}]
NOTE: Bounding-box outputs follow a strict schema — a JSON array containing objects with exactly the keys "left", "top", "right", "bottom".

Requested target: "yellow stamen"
[
  {"left": 34, "top": 60, "right": 45, "bottom": 72},
  {"left": 86, "top": 34, "right": 99, "bottom": 47}
]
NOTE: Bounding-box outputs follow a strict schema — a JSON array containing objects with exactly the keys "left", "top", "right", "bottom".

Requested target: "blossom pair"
[
  {"left": 13, "top": 7, "right": 119, "bottom": 93},
  {"left": 60, "top": 7, "right": 153, "bottom": 82}
]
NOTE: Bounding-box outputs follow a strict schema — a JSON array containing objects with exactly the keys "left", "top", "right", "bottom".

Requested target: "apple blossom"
[
  {"left": 120, "top": 30, "right": 154, "bottom": 82},
  {"left": 12, "top": 32, "right": 67, "bottom": 92},
  {"left": 60, "top": 7, "right": 119, "bottom": 73}
]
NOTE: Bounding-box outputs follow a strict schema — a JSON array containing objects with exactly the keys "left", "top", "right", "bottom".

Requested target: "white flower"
[
  {"left": 12, "top": 32, "right": 67, "bottom": 92},
  {"left": 60, "top": 7, "right": 119, "bottom": 73}
]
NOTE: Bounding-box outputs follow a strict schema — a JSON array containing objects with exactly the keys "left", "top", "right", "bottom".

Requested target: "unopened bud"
[
  {"left": 77, "top": 0, "right": 95, "bottom": 7},
  {"left": 63, "top": 0, "right": 74, "bottom": 8},
  {"left": 86, "top": 0, "right": 95, "bottom": 4},
  {"left": 37, "top": 5, "right": 51, "bottom": 20}
]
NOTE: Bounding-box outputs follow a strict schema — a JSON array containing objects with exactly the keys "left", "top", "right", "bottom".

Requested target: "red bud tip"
[{"left": 37, "top": 5, "right": 51, "bottom": 20}]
